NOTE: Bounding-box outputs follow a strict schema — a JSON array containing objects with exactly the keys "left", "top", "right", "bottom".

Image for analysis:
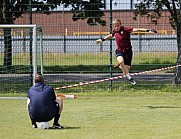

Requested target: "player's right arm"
[{"left": 96, "top": 34, "right": 113, "bottom": 44}]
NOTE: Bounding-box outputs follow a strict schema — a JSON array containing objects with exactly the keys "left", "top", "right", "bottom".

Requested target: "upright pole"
[
  {"left": 109, "top": 0, "right": 113, "bottom": 91},
  {"left": 39, "top": 28, "right": 44, "bottom": 77},
  {"left": 62, "top": 4, "right": 66, "bottom": 53},
  {"left": 138, "top": 7, "right": 142, "bottom": 52},
  {"left": 130, "top": 0, "right": 133, "bottom": 9},
  {"left": 32, "top": 26, "right": 37, "bottom": 85},
  {"left": 179, "top": 0, "right": 181, "bottom": 53},
  {"left": 29, "top": 0, "right": 33, "bottom": 86}
]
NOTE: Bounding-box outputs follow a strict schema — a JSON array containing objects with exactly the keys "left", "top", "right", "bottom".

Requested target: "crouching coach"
[{"left": 27, "top": 74, "right": 63, "bottom": 129}]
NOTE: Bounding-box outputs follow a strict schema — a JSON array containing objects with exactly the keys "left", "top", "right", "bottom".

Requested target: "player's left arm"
[{"left": 133, "top": 28, "right": 157, "bottom": 33}]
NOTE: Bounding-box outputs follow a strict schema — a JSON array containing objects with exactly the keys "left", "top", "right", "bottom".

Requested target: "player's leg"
[
  {"left": 126, "top": 65, "right": 131, "bottom": 72},
  {"left": 115, "top": 49, "right": 136, "bottom": 85},
  {"left": 124, "top": 49, "right": 136, "bottom": 85},
  {"left": 115, "top": 49, "right": 131, "bottom": 77},
  {"left": 116, "top": 56, "right": 135, "bottom": 84},
  {"left": 116, "top": 56, "right": 129, "bottom": 75},
  {"left": 53, "top": 97, "right": 64, "bottom": 129},
  {"left": 125, "top": 65, "right": 136, "bottom": 85}
]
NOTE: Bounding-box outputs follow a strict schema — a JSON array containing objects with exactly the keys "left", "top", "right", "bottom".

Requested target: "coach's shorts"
[
  {"left": 115, "top": 49, "right": 133, "bottom": 66},
  {"left": 28, "top": 101, "right": 60, "bottom": 122},
  {"left": 53, "top": 101, "right": 60, "bottom": 116}
]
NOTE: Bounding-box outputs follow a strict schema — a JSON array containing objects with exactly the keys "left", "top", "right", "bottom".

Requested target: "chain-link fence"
[{"left": 0, "top": 1, "right": 178, "bottom": 92}]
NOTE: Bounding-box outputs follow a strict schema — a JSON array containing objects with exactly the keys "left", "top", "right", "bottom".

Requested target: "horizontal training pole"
[
  {"left": 54, "top": 64, "right": 181, "bottom": 90},
  {"left": 56, "top": 94, "right": 77, "bottom": 99}
]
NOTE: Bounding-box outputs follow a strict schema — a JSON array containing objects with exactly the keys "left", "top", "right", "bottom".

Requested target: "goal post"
[{"left": 0, "top": 24, "right": 43, "bottom": 92}]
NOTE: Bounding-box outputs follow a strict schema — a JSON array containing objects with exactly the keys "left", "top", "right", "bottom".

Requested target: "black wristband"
[
  {"left": 101, "top": 38, "right": 105, "bottom": 41},
  {"left": 146, "top": 29, "right": 157, "bottom": 33}
]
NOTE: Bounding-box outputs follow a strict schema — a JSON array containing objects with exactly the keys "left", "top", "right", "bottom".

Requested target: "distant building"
[{"left": 15, "top": 10, "right": 174, "bottom": 36}]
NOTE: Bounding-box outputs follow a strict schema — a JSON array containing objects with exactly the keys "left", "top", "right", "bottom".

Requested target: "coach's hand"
[{"left": 96, "top": 39, "right": 103, "bottom": 44}]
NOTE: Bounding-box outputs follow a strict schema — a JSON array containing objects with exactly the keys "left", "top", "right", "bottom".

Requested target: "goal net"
[{"left": 0, "top": 25, "right": 43, "bottom": 92}]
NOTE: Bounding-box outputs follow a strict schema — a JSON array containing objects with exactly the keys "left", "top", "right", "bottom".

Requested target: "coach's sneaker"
[
  {"left": 32, "top": 122, "right": 37, "bottom": 128},
  {"left": 53, "top": 123, "right": 64, "bottom": 129},
  {"left": 129, "top": 78, "right": 136, "bottom": 85}
]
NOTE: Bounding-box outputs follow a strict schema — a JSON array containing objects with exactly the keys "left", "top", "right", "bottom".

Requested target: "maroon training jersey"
[{"left": 112, "top": 26, "right": 133, "bottom": 53}]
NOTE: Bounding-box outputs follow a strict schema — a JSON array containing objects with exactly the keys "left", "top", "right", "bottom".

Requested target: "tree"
[
  {"left": 0, "top": 0, "right": 105, "bottom": 70},
  {"left": 133, "top": 0, "right": 181, "bottom": 84},
  {"left": 62, "top": 0, "right": 106, "bottom": 25}
]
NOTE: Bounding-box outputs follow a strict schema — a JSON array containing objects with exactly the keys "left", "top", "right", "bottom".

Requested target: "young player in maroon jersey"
[{"left": 96, "top": 19, "right": 157, "bottom": 85}]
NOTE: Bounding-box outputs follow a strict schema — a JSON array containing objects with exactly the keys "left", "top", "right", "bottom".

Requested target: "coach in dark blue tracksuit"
[{"left": 27, "top": 74, "right": 63, "bottom": 129}]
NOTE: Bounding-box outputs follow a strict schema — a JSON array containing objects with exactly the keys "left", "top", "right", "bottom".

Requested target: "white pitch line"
[{"left": 0, "top": 97, "right": 26, "bottom": 100}]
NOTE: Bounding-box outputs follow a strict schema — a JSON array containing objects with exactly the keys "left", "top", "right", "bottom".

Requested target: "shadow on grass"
[
  {"left": 48, "top": 126, "right": 80, "bottom": 130},
  {"left": 143, "top": 105, "right": 181, "bottom": 109}
]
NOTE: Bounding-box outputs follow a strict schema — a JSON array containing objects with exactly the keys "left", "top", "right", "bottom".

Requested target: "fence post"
[{"left": 29, "top": 0, "right": 33, "bottom": 86}]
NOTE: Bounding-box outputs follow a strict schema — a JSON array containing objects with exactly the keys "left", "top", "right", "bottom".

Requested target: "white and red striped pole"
[
  {"left": 54, "top": 64, "right": 181, "bottom": 90},
  {"left": 56, "top": 94, "right": 77, "bottom": 99}
]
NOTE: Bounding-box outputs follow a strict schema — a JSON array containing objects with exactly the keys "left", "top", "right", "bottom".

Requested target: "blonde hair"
[{"left": 112, "top": 19, "right": 121, "bottom": 25}]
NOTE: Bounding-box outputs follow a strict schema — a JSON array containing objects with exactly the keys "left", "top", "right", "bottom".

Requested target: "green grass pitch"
[{"left": 1, "top": 91, "right": 181, "bottom": 139}]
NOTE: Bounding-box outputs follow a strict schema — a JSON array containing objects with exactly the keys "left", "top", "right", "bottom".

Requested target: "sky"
[{"left": 56, "top": 0, "right": 138, "bottom": 11}]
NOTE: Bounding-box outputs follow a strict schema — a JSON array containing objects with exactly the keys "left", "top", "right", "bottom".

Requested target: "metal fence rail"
[{"left": 0, "top": 35, "right": 177, "bottom": 53}]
